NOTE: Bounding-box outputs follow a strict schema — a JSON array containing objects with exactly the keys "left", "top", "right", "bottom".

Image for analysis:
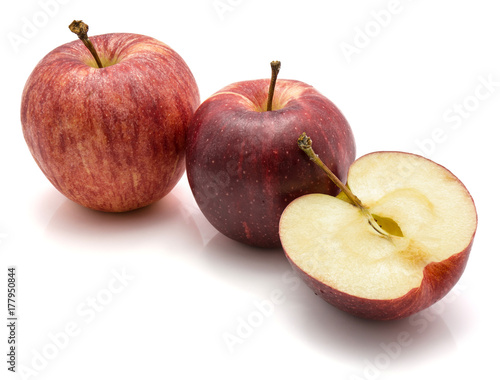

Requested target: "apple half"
[{"left": 279, "top": 141, "right": 477, "bottom": 320}]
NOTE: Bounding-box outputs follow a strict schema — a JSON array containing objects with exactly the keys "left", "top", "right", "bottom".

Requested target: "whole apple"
[
  {"left": 186, "top": 66, "right": 355, "bottom": 247},
  {"left": 21, "top": 24, "right": 200, "bottom": 212}
]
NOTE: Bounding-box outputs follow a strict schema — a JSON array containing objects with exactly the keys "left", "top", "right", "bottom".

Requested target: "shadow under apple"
[
  {"left": 44, "top": 189, "right": 204, "bottom": 253},
  {"left": 201, "top": 232, "right": 465, "bottom": 369},
  {"left": 279, "top": 280, "right": 466, "bottom": 370},
  {"left": 200, "top": 233, "right": 290, "bottom": 295}
]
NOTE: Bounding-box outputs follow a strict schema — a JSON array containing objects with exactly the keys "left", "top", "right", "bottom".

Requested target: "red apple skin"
[
  {"left": 284, "top": 240, "right": 474, "bottom": 320},
  {"left": 186, "top": 79, "right": 355, "bottom": 248},
  {"left": 21, "top": 33, "right": 200, "bottom": 212}
]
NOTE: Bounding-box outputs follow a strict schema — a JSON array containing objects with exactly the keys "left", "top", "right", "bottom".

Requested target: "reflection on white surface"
[
  {"left": 202, "top": 229, "right": 467, "bottom": 370},
  {"left": 15, "top": 176, "right": 472, "bottom": 379},
  {"left": 45, "top": 192, "right": 204, "bottom": 251}
]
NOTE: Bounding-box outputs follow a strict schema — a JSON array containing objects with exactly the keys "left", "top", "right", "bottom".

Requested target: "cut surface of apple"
[{"left": 279, "top": 151, "right": 477, "bottom": 320}]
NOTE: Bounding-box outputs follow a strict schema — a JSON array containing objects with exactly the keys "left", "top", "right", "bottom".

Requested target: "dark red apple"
[
  {"left": 186, "top": 62, "right": 356, "bottom": 248},
  {"left": 21, "top": 21, "right": 200, "bottom": 212}
]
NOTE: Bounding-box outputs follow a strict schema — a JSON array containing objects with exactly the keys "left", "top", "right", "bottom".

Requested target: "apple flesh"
[
  {"left": 186, "top": 79, "right": 355, "bottom": 248},
  {"left": 279, "top": 151, "right": 477, "bottom": 320},
  {"left": 21, "top": 32, "right": 200, "bottom": 212}
]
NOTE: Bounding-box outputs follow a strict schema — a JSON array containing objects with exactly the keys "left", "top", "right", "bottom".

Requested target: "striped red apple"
[{"left": 21, "top": 21, "right": 199, "bottom": 212}]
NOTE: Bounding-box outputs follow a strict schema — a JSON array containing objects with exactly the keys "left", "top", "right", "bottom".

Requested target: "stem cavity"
[
  {"left": 266, "top": 61, "right": 281, "bottom": 111},
  {"left": 69, "top": 20, "right": 103, "bottom": 68}
]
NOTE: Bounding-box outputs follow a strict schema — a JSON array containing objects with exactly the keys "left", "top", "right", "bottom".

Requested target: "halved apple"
[{"left": 279, "top": 135, "right": 477, "bottom": 320}]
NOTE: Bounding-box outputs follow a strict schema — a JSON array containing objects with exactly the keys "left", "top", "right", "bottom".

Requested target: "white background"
[{"left": 1, "top": 1, "right": 498, "bottom": 379}]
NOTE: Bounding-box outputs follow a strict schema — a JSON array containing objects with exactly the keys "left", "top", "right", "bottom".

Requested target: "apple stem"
[
  {"left": 266, "top": 61, "right": 281, "bottom": 111},
  {"left": 298, "top": 133, "right": 363, "bottom": 207},
  {"left": 69, "top": 20, "right": 103, "bottom": 69},
  {"left": 297, "top": 133, "right": 391, "bottom": 238}
]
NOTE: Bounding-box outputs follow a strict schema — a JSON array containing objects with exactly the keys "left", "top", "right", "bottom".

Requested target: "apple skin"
[
  {"left": 285, "top": 239, "right": 473, "bottom": 320},
  {"left": 21, "top": 33, "right": 200, "bottom": 212},
  {"left": 280, "top": 152, "right": 478, "bottom": 320},
  {"left": 186, "top": 79, "right": 355, "bottom": 248}
]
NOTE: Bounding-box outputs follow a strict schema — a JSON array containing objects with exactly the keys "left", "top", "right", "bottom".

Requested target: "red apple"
[
  {"left": 279, "top": 134, "right": 478, "bottom": 320},
  {"left": 21, "top": 22, "right": 200, "bottom": 212},
  {"left": 186, "top": 62, "right": 355, "bottom": 248}
]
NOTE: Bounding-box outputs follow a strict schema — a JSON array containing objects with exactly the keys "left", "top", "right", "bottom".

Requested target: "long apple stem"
[
  {"left": 69, "top": 20, "right": 103, "bottom": 69},
  {"left": 297, "top": 133, "right": 391, "bottom": 238},
  {"left": 298, "top": 133, "right": 363, "bottom": 207},
  {"left": 266, "top": 61, "right": 281, "bottom": 111}
]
